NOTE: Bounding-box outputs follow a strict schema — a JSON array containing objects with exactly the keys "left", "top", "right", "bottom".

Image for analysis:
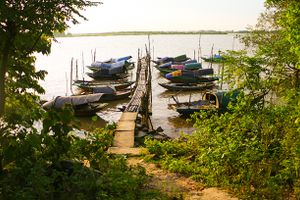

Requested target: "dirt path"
[{"left": 127, "top": 157, "right": 238, "bottom": 200}]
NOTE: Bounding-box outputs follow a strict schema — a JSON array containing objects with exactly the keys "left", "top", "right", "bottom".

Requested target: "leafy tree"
[
  {"left": 0, "top": 0, "right": 100, "bottom": 116},
  {"left": 266, "top": 0, "right": 300, "bottom": 65}
]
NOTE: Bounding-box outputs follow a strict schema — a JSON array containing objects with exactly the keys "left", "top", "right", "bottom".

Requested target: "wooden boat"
[
  {"left": 152, "top": 54, "right": 189, "bottom": 65},
  {"left": 169, "top": 90, "right": 240, "bottom": 115},
  {"left": 77, "top": 89, "right": 132, "bottom": 102},
  {"left": 42, "top": 94, "right": 108, "bottom": 117},
  {"left": 201, "top": 54, "right": 224, "bottom": 63},
  {"left": 73, "top": 80, "right": 135, "bottom": 91},
  {"left": 86, "top": 71, "right": 129, "bottom": 80},
  {"left": 74, "top": 103, "right": 108, "bottom": 117},
  {"left": 159, "top": 68, "right": 213, "bottom": 76},
  {"left": 158, "top": 82, "right": 215, "bottom": 91},
  {"left": 99, "top": 90, "right": 132, "bottom": 102},
  {"left": 87, "top": 60, "right": 134, "bottom": 72},
  {"left": 167, "top": 74, "right": 219, "bottom": 83}
]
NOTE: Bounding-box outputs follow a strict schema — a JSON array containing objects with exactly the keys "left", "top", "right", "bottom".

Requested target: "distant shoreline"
[{"left": 54, "top": 31, "right": 247, "bottom": 37}]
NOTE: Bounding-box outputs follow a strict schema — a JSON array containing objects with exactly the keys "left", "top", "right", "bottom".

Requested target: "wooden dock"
[{"left": 108, "top": 55, "right": 151, "bottom": 155}]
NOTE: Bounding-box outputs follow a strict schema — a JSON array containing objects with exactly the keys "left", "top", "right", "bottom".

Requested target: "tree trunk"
[
  {"left": 0, "top": 23, "right": 15, "bottom": 117},
  {"left": 0, "top": 47, "right": 8, "bottom": 117}
]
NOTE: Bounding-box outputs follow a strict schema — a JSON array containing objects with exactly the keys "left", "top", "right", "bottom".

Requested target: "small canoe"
[
  {"left": 169, "top": 90, "right": 240, "bottom": 115},
  {"left": 74, "top": 81, "right": 135, "bottom": 91},
  {"left": 87, "top": 61, "right": 134, "bottom": 72},
  {"left": 152, "top": 54, "right": 190, "bottom": 65},
  {"left": 167, "top": 75, "right": 219, "bottom": 83},
  {"left": 74, "top": 103, "right": 108, "bottom": 117},
  {"left": 100, "top": 90, "right": 132, "bottom": 102},
  {"left": 78, "top": 89, "right": 132, "bottom": 102},
  {"left": 156, "top": 67, "right": 213, "bottom": 76},
  {"left": 42, "top": 94, "right": 109, "bottom": 117},
  {"left": 201, "top": 54, "right": 224, "bottom": 63},
  {"left": 159, "top": 82, "right": 215, "bottom": 91},
  {"left": 86, "top": 71, "right": 129, "bottom": 80}
]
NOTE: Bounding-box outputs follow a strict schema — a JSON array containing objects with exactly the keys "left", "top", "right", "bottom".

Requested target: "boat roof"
[{"left": 42, "top": 93, "right": 104, "bottom": 109}]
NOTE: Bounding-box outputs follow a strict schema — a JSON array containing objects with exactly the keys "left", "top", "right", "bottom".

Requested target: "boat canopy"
[
  {"left": 202, "top": 90, "right": 240, "bottom": 110},
  {"left": 42, "top": 93, "right": 104, "bottom": 109},
  {"left": 92, "top": 86, "right": 116, "bottom": 94}
]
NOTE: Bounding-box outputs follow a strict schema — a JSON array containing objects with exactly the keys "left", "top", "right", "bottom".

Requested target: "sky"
[{"left": 68, "top": 0, "right": 266, "bottom": 33}]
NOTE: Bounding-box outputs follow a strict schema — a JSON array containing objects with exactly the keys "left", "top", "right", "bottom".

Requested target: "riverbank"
[
  {"left": 54, "top": 30, "right": 247, "bottom": 37},
  {"left": 127, "top": 156, "right": 238, "bottom": 200}
]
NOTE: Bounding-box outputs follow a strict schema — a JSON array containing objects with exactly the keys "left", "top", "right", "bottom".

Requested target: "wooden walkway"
[{"left": 108, "top": 56, "right": 151, "bottom": 155}]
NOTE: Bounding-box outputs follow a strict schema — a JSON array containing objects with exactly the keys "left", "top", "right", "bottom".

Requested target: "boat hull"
[{"left": 159, "top": 82, "right": 215, "bottom": 91}]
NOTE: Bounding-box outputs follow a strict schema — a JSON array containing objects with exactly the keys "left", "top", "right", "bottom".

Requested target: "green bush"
[
  {"left": 0, "top": 107, "right": 165, "bottom": 200},
  {"left": 145, "top": 95, "right": 300, "bottom": 199}
]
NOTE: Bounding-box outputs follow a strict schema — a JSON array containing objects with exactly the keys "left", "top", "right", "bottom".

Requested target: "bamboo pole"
[
  {"left": 70, "top": 58, "right": 74, "bottom": 95},
  {"left": 94, "top": 48, "right": 96, "bottom": 62},
  {"left": 232, "top": 35, "right": 235, "bottom": 51},
  {"left": 91, "top": 49, "right": 93, "bottom": 63},
  {"left": 198, "top": 34, "right": 202, "bottom": 63},
  {"left": 210, "top": 44, "right": 214, "bottom": 69},
  {"left": 148, "top": 34, "right": 151, "bottom": 57},
  {"left": 220, "top": 61, "right": 224, "bottom": 90},
  {"left": 82, "top": 52, "right": 85, "bottom": 79},
  {"left": 75, "top": 59, "right": 78, "bottom": 80},
  {"left": 65, "top": 72, "right": 68, "bottom": 96}
]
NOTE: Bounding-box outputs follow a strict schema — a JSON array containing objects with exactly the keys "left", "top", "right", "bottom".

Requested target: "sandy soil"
[{"left": 127, "top": 157, "right": 238, "bottom": 200}]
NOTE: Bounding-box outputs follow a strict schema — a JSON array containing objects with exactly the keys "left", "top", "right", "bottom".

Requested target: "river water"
[{"left": 35, "top": 34, "right": 241, "bottom": 138}]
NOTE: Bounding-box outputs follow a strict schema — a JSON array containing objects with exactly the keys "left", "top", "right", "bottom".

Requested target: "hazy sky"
[{"left": 68, "top": 0, "right": 265, "bottom": 33}]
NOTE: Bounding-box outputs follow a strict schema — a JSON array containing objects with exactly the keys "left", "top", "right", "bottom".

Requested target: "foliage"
[
  {"left": 0, "top": 1, "right": 167, "bottom": 199},
  {"left": 145, "top": 1, "right": 300, "bottom": 199},
  {"left": 0, "top": 106, "right": 163, "bottom": 199},
  {"left": 266, "top": 0, "right": 300, "bottom": 64},
  {"left": 0, "top": 0, "right": 100, "bottom": 115},
  {"left": 145, "top": 94, "right": 300, "bottom": 199}
]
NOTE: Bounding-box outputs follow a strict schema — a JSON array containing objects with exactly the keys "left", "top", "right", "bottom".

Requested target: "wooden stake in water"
[
  {"left": 65, "top": 72, "right": 68, "bottom": 96},
  {"left": 148, "top": 34, "right": 151, "bottom": 57},
  {"left": 210, "top": 44, "right": 214, "bottom": 69},
  {"left": 70, "top": 58, "right": 74, "bottom": 95},
  {"left": 82, "top": 52, "right": 85, "bottom": 79},
  {"left": 232, "top": 35, "right": 235, "bottom": 51},
  {"left": 91, "top": 49, "right": 93, "bottom": 63},
  {"left": 152, "top": 45, "right": 154, "bottom": 60},
  {"left": 220, "top": 61, "right": 224, "bottom": 90},
  {"left": 198, "top": 34, "right": 202, "bottom": 64},
  {"left": 93, "top": 48, "right": 96, "bottom": 62},
  {"left": 75, "top": 59, "right": 78, "bottom": 80}
]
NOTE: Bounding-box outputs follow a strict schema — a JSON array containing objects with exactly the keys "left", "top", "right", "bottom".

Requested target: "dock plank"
[{"left": 113, "top": 130, "right": 134, "bottom": 147}]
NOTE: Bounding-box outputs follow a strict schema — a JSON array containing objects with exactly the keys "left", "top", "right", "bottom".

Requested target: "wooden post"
[
  {"left": 148, "top": 34, "right": 151, "bottom": 57},
  {"left": 198, "top": 33, "right": 202, "bottom": 63},
  {"left": 65, "top": 72, "right": 68, "bottom": 96},
  {"left": 82, "top": 52, "right": 85, "bottom": 79},
  {"left": 220, "top": 61, "right": 224, "bottom": 90},
  {"left": 75, "top": 59, "right": 78, "bottom": 80},
  {"left": 70, "top": 58, "right": 73, "bottom": 95},
  {"left": 210, "top": 44, "right": 214, "bottom": 69}
]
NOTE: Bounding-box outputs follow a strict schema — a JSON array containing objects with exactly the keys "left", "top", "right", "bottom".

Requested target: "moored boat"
[
  {"left": 201, "top": 54, "right": 224, "bottom": 63},
  {"left": 42, "top": 94, "right": 109, "bottom": 117},
  {"left": 159, "top": 82, "right": 215, "bottom": 91},
  {"left": 74, "top": 80, "right": 135, "bottom": 91},
  {"left": 86, "top": 71, "right": 129, "bottom": 80},
  {"left": 169, "top": 90, "right": 240, "bottom": 115},
  {"left": 77, "top": 88, "right": 132, "bottom": 102}
]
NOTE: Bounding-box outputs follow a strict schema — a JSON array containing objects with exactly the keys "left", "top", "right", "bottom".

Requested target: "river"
[{"left": 35, "top": 34, "right": 241, "bottom": 138}]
